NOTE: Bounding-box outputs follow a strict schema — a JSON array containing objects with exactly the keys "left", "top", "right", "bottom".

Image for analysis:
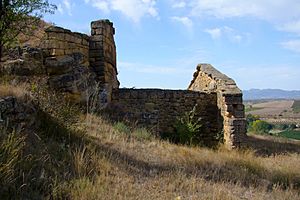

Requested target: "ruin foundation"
[{"left": 1, "top": 19, "right": 247, "bottom": 149}]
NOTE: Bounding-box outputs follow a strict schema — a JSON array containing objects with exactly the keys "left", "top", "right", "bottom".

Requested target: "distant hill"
[{"left": 243, "top": 89, "right": 300, "bottom": 100}]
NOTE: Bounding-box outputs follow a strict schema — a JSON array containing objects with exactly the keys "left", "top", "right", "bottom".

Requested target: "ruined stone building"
[{"left": 0, "top": 19, "right": 247, "bottom": 148}]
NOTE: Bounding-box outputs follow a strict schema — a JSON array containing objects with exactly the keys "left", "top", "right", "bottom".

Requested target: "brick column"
[{"left": 89, "top": 19, "right": 119, "bottom": 104}]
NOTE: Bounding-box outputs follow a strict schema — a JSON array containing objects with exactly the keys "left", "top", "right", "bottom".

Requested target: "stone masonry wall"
[
  {"left": 188, "top": 64, "right": 247, "bottom": 148},
  {"left": 90, "top": 20, "right": 119, "bottom": 104},
  {"left": 0, "top": 96, "right": 35, "bottom": 131},
  {"left": 1, "top": 19, "right": 247, "bottom": 148},
  {"left": 39, "top": 26, "right": 96, "bottom": 102},
  {"left": 110, "top": 89, "right": 221, "bottom": 144},
  {"left": 41, "top": 26, "right": 90, "bottom": 67}
]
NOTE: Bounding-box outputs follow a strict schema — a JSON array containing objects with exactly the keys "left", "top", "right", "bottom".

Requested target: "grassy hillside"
[{"left": 1, "top": 83, "right": 300, "bottom": 199}]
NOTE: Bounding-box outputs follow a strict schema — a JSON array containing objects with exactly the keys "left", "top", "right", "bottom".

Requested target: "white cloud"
[
  {"left": 281, "top": 40, "right": 300, "bottom": 53},
  {"left": 93, "top": 1, "right": 110, "bottom": 13},
  {"left": 278, "top": 20, "right": 300, "bottom": 35},
  {"left": 205, "top": 26, "right": 245, "bottom": 43},
  {"left": 172, "top": 1, "right": 186, "bottom": 8},
  {"left": 57, "top": 0, "right": 73, "bottom": 16},
  {"left": 63, "top": 0, "right": 72, "bottom": 16},
  {"left": 204, "top": 28, "right": 221, "bottom": 39},
  {"left": 171, "top": 16, "right": 193, "bottom": 30},
  {"left": 85, "top": 0, "right": 158, "bottom": 23},
  {"left": 189, "top": 0, "right": 300, "bottom": 38},
  {"left": 190, "top": 0, "right": 300, "bottom": 23},
  {"left": 57, "top": 4, "right": 63, "bottom": 14}
]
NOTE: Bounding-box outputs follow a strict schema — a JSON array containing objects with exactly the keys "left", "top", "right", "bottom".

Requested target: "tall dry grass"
[
  {"left": 0, "top": 84, "right": 29, "bottom": 98},
  {"left": 0, "top": 83, "right": 300, "bottom": 199},
  {"left": 61, "top": 114, "right": 300, "bottom": 199}
]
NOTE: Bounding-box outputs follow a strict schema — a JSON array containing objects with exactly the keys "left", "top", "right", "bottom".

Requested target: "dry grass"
[
  {"left": 0, "top": 84, "right": 29, "bottom": 99},
  {"left": 57, "top": 114, "right": 300, "bottom": 199},
  {"left": 1, "top": 84, "right": 300, "bottom": 199}
]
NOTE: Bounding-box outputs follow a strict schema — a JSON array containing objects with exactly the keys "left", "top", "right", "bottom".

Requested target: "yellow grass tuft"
[{"left": 0, "top": 84, "right": 29, "bottom": 99}]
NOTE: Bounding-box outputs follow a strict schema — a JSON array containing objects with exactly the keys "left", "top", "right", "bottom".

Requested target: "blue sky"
[{"left": 44, "top": 0, "right": 300, "bottom": 90}]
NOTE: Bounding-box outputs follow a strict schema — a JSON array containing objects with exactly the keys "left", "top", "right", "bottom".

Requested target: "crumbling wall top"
[
  {"left": 91, "top": 19, "right": 115, "bottom": 35},
  {"left": 189, "top": 63, "right": 242, "bottom": 95},
  {"left": 45, "top": 26, "right": 90, "bottom": 40}
]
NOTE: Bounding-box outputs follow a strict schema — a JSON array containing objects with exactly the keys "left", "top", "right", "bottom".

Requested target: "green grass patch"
[
  {"left": 277, "top": 130, "right": 300, "bottom": 140},
  {"left": 292, "top": 100, "right": 300, "bottom": 113}
]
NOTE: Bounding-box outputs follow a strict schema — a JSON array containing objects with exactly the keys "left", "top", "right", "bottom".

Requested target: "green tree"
[
  {"left": 0, "top": 0, "right": 56, "bottom": 61},
  {"left": 249, "top": 120, "right": 272, "bottom": 134}
]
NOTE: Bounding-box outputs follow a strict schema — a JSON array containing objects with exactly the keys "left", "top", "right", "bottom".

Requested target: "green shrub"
[
  {"left": 248, "top": 120, "right": 272, "bottom": 134},
  {"left": 132, "top": 128, "right": 152, "bottom": 141},
  {"left": 113, "top": 122, "right": 131, "bottom": 135},
  {"left": 273, "top": 124, "right": 289, "bottom": 130},
  {"left": 174, "top": 105, "right": 203, "bottom": 145}
]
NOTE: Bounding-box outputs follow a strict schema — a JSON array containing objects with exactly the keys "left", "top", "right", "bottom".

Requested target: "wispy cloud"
[
  {"left": 172, "top": 1, "right": 186, "bottom": 8},
  {"left": 281, "top": 40, "right": 300, "bottom": 53},
  {"left": 92, "top": 1, "right": 110, "bottom": 13},
  {"left": 189, "top": 0, "right": 300, "bottom": 23},
  {"left": 63, "top": 0, "right": 72, "bottom": 16},
  {"left": 204, "top": 28, "right": 222, "bottom": 40},
  {"left": 205, "top": 26, "right": 245, "bottom": 43},
  {"left": 171, "top": 16, "right": 193, "bottom": 31},
  {"left": 57, "top": 0, "right": 73, "bottom": 16},
  {"left": 57, "top": 4, "right": 63, "bottom": 14},
  {"left": 278, "top": 20, "right": 300, "bottom": 35},
  {"left": 187, "top": 0, "right": 300, "bottom": 39},
  {"left": 85, "top": 0, "right": 158, "bottom": 23}
]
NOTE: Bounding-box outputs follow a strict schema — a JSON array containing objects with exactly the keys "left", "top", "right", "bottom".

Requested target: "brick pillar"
[
  {"left": 89, "top": 19, "right": 119, "bottom": 104},
  {"left": 219, "top": 93, "right": 247, "bottom": 148}
]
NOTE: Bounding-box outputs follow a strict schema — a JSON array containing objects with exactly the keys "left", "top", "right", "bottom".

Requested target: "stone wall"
[
  {"left": 1, "top": 19, "right": 247, "bottom": 148},
  {"left": 41, "top": 26, "right": 90, "bottom": 67},
  {"left": 40, "top": 26, "right": 97, "bottom": 102},
  {"left": 109, "top": 89, "right": 221, "bottom": 144},
  {"left": 188, "top": 64, "right": 247, "bottom": 148},
  {"left": 1, "top": 19, "right": 119, "bottom": 104},
  {"left": 1, "top": 46, "right": 44, "bottom": 76},
  {"left": 90, "top": 20, "right": 119, "bottom": 105},
  {"left": 0, "top": 96, "right": 35, "bottom": 131}
]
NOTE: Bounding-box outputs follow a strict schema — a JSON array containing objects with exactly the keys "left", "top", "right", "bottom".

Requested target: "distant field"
[
  {"left": 246, "top": 100, "right": 294, "bottom": 117},
  {"left": 245, "top": 106, "right": 263, "bottom": 112},
  {"left": 292, "top": 100, "right": 300, "bottom": 113},
  {"left": 277, "top": 130, "right": 300, "bottom": 140}
]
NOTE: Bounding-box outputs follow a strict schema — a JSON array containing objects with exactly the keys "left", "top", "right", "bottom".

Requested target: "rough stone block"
[
  {"left": 223, "top": 95, "right": 242, "bottom": 104},
  {"left": 49, "top": 49, "right": 65, "bottom": 56},
  {"left": 90, "top": 35, "right": 105, "bottom": 42},
  {"left": 233, "top": 110, "right": 245, "bottom": 118},
  {"left": 47, "top": 32, "right": 64, "bottom": 41},
  {"left": 45, "top": 55, "right": 74, "bottom": 75},
  {"left": 225, "top": 118, "right": 246, "bottom": 126},
  {"left": 90, "top": 42, "right": 103, "bottom": 50},
  {"left": 82, "top": 39, "right": 89, "bottom": 46},
  {"left": 236, "top": 104, "right": 244, "bottom": 111},
  {"left": 89, "top": 49, "right": 104, "bottom": 57},
  {"left": 46, "top": 26, "right": 71, "bottom": 33}
]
